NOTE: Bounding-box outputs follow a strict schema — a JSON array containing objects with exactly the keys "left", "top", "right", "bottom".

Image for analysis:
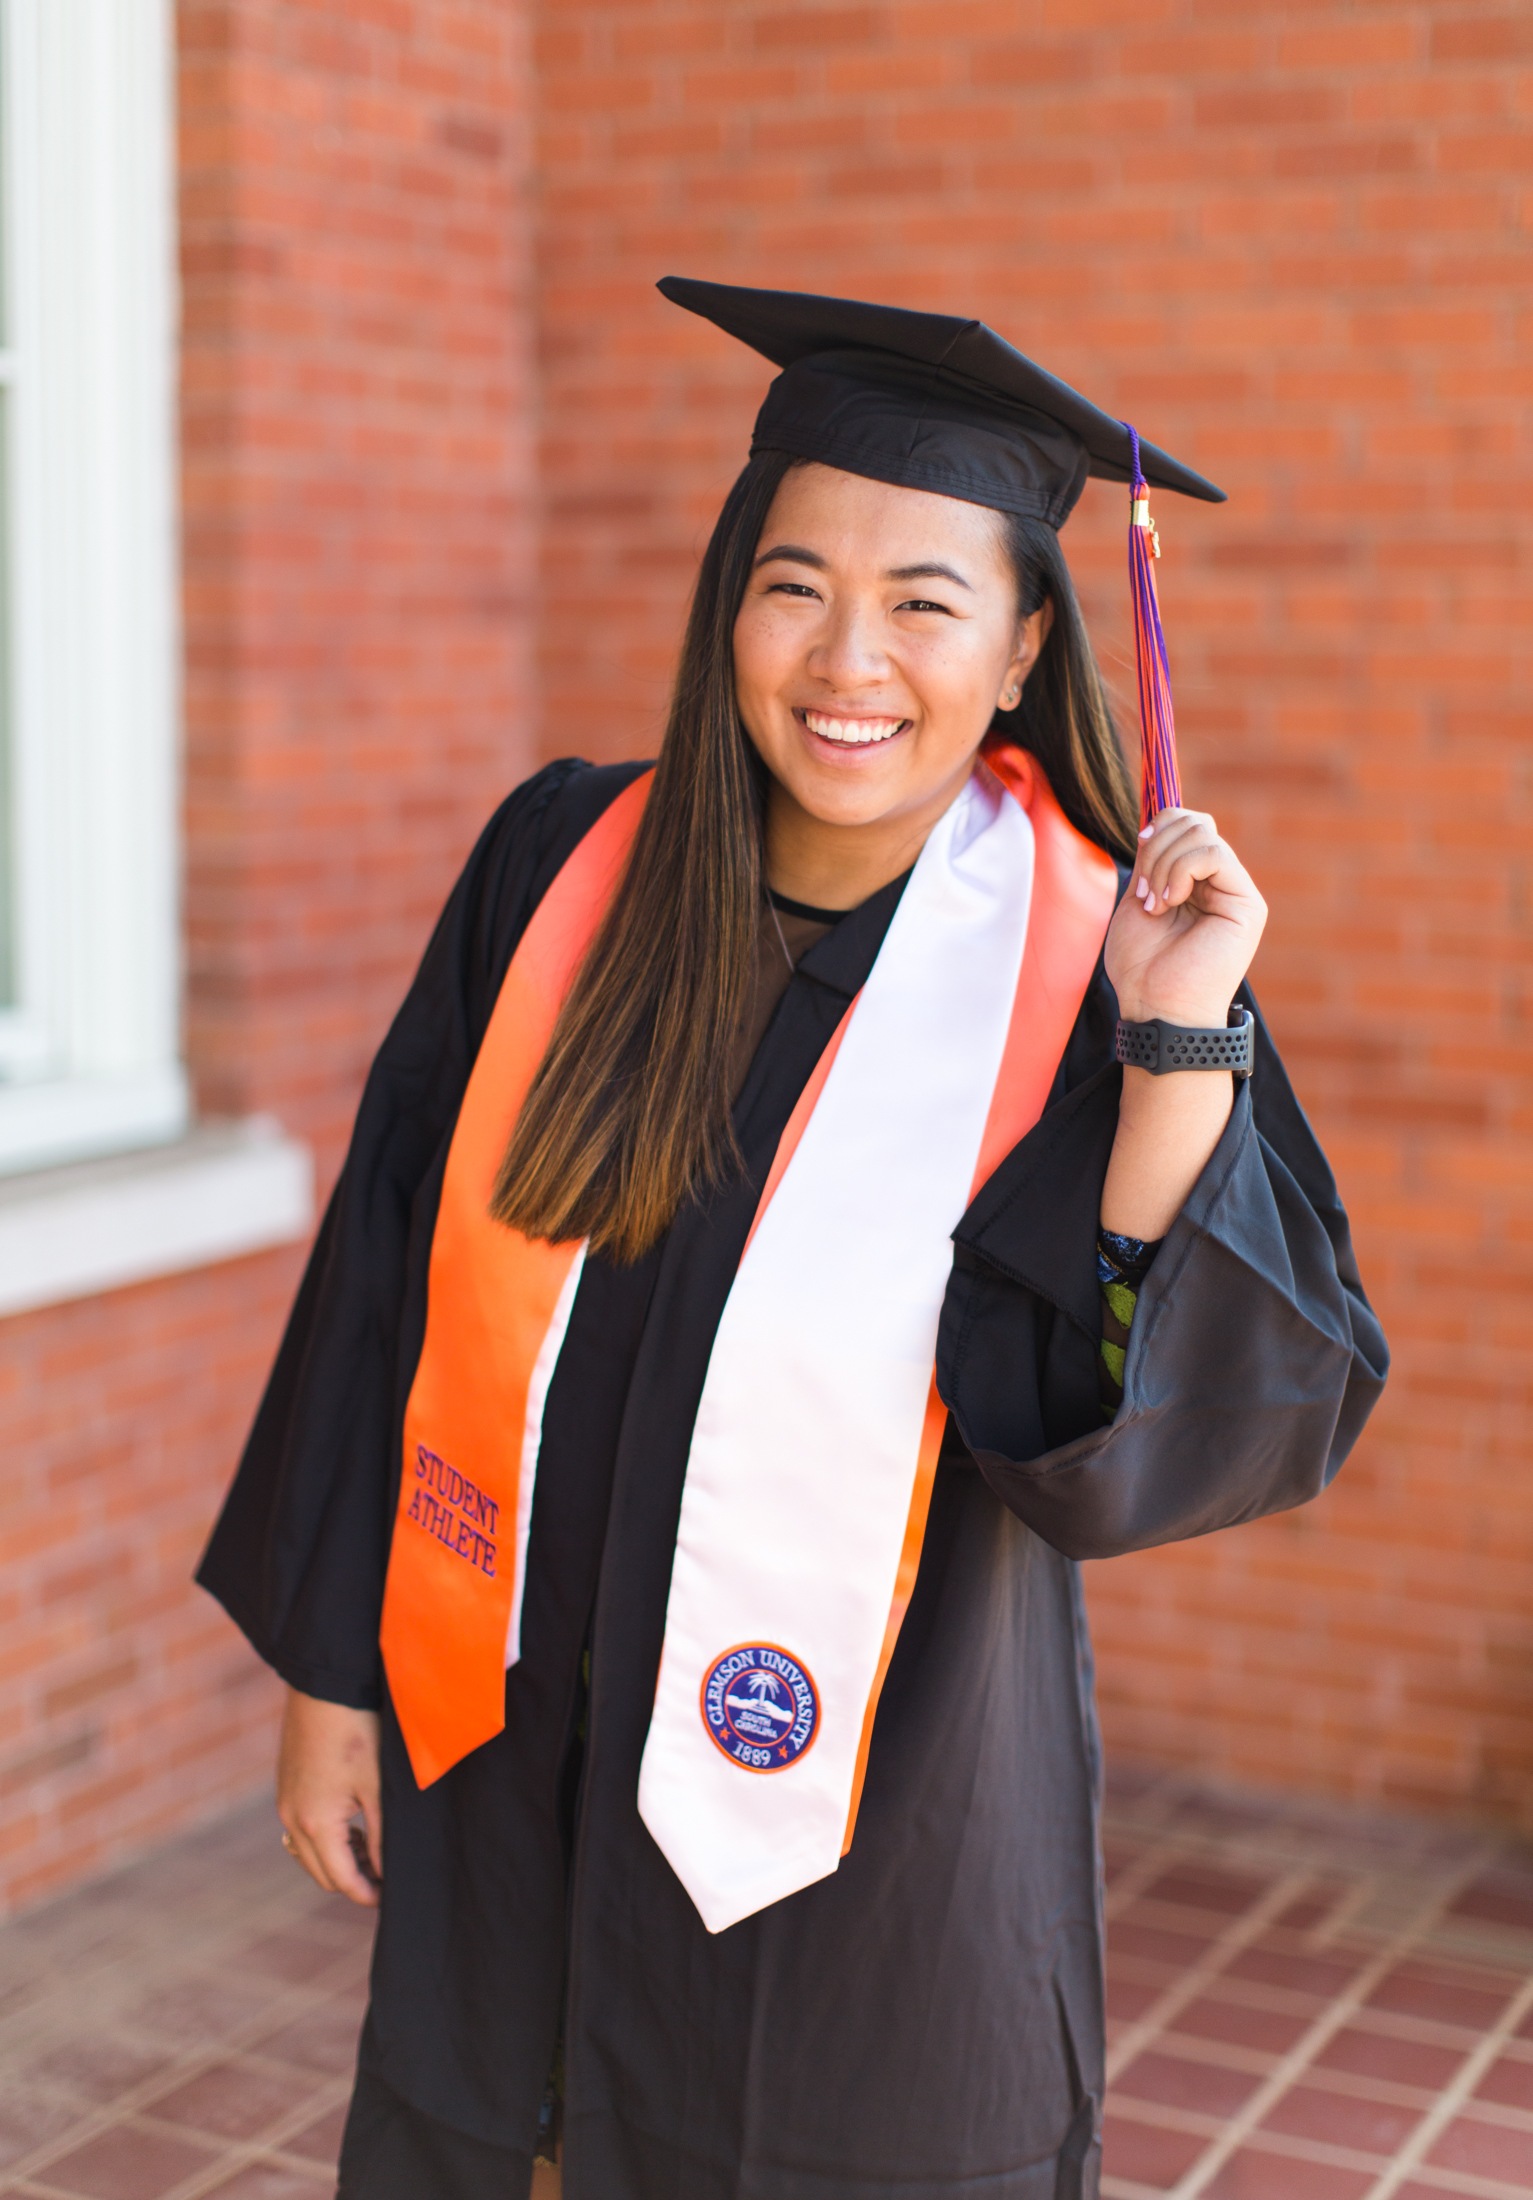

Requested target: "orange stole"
[
  {"left": 378, "top": 751, "right": 1116, "bottom": 1802},
  {"left": 379, "top": 773, "right": 651, "bottom": 1787}
]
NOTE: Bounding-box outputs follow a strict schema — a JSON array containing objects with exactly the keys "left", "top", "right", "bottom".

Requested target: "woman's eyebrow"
[
  {"left": 751, "top": 546, "right": 974, "bottom": 591},
  {"left": 885, "top": 561, "right": 973, "bottom": 591},
  {"left": 752, "top": 543, "right": 827, "bottom": 570}
]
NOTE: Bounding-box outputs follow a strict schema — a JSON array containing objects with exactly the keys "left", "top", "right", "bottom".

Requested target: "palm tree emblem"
[{"left": 745, "top": 1669, "right": 784, "bottom": 1703}]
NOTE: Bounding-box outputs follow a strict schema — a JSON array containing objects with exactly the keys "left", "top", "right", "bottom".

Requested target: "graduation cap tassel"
[{"left": 1123, "top": 422, "right": 1183, "bottom": 828}]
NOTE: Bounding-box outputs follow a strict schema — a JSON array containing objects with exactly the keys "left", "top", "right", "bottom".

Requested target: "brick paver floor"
[
  {"left": 0, "top": 1803, "right": 368, "bottom": 2199},
  {"left": 1, "top": 1769, "right": 1530, "bottom": 2197},
  {"left": 1102, "top": 1766, "right": 1533, "bottom": 2199}
]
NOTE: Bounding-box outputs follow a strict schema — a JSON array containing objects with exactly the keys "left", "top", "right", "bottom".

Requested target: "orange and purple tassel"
[{"left": 1124, "top": 422, "right": 1182, "bottom": 828}]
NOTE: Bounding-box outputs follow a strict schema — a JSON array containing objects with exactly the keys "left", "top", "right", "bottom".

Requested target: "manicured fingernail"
[
  {"left": 1139, "top": 824, "right": 1154, "bottom": 839},
  {"left": 1135, "top": 877, "right": 1149, "bottom": 899}
]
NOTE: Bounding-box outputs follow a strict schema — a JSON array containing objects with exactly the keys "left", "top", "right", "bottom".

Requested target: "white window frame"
[{"left": 0, "top": 0, "right": 185, "bottom": 1173}]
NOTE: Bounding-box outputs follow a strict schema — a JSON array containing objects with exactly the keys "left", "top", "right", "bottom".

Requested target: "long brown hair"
[
  {"left": 998, "top": 512, "right": 1138, "bottom": 861},
  {"left": 491, "top": 454, "right": 1136, "bottom": 1261}
]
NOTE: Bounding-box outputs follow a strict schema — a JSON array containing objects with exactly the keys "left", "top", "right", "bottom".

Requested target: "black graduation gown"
[{"left": 198, "top": 758, "right": 1387, "bottom": 2200}]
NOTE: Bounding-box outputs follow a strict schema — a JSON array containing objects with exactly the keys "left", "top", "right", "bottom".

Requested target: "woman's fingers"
[
  {"left": 358, "top": 1793, "right": 384, "bottom": 1886},
  {"left": 1134, "top": 808, "right": 1214, "bottom": 902},
  {"left": 279, "top": 1804, "right": 380, "bottom": 1909},
  {"left": 282, "top": 1816, "right": 337, "bottom": 1893},
  {"left": 276, "top": 1689, "right": 384, "bottom": 1908},
  {"left": 323, "top": 1817, "right": 383, "bottom": 1906},
  {"left": 281, "top": 1804, "right": 381, "bottom": 1906},
  {"left": 1152, "top": 835, "right": 1230, "bottom": 913},
  {"left": 1133, "top": 809, "right": 1249, "bottom": 916},
  {"left": 1133, "top": 808, "right": 1195, "bottom": 911},
  {"left": 1109, "top": 807, "right": 1267, "bottom": 1025}
]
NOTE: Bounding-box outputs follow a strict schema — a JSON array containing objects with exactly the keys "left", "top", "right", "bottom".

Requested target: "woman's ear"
[{"left": 996, "top": 597, "right": 1055, "bottom": 713}]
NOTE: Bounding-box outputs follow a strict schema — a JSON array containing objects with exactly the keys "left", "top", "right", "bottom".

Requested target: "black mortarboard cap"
[
  {"left": 658, "top": 275, "right": 1225, "bottom": 529},
  {"left": 661, "top": 275, "right": 1222, "bottom": 826}
]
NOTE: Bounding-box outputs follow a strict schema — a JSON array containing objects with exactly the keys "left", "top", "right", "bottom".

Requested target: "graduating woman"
[{"left": 200, "top": 280, "right": 1387, "bottom": 2200}]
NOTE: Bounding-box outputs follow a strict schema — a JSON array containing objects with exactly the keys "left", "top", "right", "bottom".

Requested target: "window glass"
[
  {"left": 0, "top": 405, "right": 11, "bottom": 1013},
  {"left": 0, "top": 0, "right": 183, "bottom": 1167},
  {"left": 0, "top": 60, "right": 12, "bottom": 1015}
]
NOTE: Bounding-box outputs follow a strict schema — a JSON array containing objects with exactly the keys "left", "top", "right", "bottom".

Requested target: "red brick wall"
[
  {"left": 0, "top": 1259, "right": 302, "bottom": 1912},
  {"left": 0, "top": 0, "right": 536, "bottom": 1915},
  {"left": 536, "top": 5, "right": 1533, "bottom": 1824},
  {"left": 4, "top": 0, "right": 1529, "bottom": 1920},
  {"left": 182, "top": 0, "right": 538, "bottom": 1167}
]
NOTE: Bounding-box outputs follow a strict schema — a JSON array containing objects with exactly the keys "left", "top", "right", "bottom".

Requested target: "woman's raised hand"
[
  {"left": 1105, "top": 807, "right": 1268, "bottom": 1029},
  {"left": 276, "top": 1688, "right": 383, "bottom": 1907}
]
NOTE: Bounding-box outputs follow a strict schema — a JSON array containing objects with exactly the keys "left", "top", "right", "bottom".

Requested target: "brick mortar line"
[
  {"left": 1313, "top": 1868, "right": 1397, "bottom": 1949},
  {"left": 0, "top": 1922, "right": 368, "bottom": 2078},
  {"left": 1111, "top": 1951, "right": 1530, "bottom": 2051},
  {"left": 1105, "top": 1865, "right": 1316, "bottom": 2085},
  {"left": 1100, "top": 1798, "right": 1513, "bottom": 1881},
  {"left": 1111, "top": 2092, "right": 1406, "bottom": 2175},
  {"left": 1165, "top": 1854, "right": 1494, "bottom": 2200},
  {"left": 1119, "top": 2042, "right": 1444, "bottom": 2111},
  {"left": 1245, "top": 2126, "right": 1533, "bottom": 2197},
  {"left": 1108, "top": 2089, "right": 1533, "bottom": 2185},
  {"left": 1130, "top": 2029, "right": 1319, "bottom": 2079},
  {"left": 1119, "top": 1894, "right": 1533, "bottom": 1984},
  {"left": 1385, "top": 2164, "right": 1533, "bottom": 2200},
  {"left": 1103, "top": 1828, "right": 1505, "bottom": 1937},
  {"left": 0, "top": 1860, "right": 299, "bottom": 1972},
  {"left": 1103, "top": 1832, "right": 1202, "bottom": 1924},
  {"left": 1279, "top": 2061, "right": 1533, "bottom": 2128},
  {"left": 1116, "top": 1886, "right": 1492, "bottom": 1959},
  {"left": 1100, "top": 1797, "right": 1476, "bottom": 1914},
  {"left": 0, "top": 1875, "right": 355, "bottom": 2064},
  {"left": 1099, "top": 1774, "right": 1201, "bottom": 1857},
  {"left": 1361, "top": 1970, "right": 1533, "bottom": 2200},
  {"left": 130, "top": 2068, "right": 354, "bottom": 2157},
  {"left": 125, "top": 2070, "right": 356, "bottom": 2200},
  {"left": 1098, "top": 2097, "right": 1228, "bottom": 2140},
  {"left": 0, "top": 1939, "right": 367, "bottom": 2188},
  {"left": 1127, "top": 2025, "right": 1533, "bottom": 2116},
  {"left": 1426, "top": 1923, "right": 1533, "bottom": 1969},
  {"left": 1427, "top": 2095, "right": 1533, "bottom": 2138}
]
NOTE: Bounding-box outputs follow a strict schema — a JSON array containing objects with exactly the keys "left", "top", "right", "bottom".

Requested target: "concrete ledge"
[
  {"left": 0, "top": 1118, "right": 315, "bottom": 1319},
  {"left": 0, "top": 1065, "right": 190, "bottom": 1178}
]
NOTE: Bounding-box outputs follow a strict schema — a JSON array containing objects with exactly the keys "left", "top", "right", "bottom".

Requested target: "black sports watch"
[{"left": 1115, "top": 1003, "right": 1254, "bottom": 1079}]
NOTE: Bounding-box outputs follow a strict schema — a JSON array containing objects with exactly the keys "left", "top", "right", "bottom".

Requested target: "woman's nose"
[{"left": 806, "top": 602, "right": 890, "bottom": 688}]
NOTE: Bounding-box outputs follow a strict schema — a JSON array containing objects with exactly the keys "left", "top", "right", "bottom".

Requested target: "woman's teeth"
[{"left": 803, "top": 712, "right": 905, "bottom": 746}]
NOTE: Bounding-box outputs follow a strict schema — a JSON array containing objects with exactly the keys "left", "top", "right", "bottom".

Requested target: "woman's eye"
[
  {"left": 768, "top": 582, "right": 821, "bottom": 600},
  {"left": 897, "top": 599, "right": 952, "bottom": 616}
]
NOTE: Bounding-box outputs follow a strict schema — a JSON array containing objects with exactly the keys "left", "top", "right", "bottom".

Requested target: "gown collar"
[{"left": 790, "top": 867, "right": 911, "bottom": 1001}]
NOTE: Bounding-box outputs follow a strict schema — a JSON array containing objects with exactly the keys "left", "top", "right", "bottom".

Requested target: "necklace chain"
[{"left": 767, "top": 896, "right": 796, "bottom": 977}]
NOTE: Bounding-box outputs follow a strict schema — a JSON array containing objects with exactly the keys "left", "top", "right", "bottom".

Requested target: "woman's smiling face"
[{"left": 732, "top": 463, "right": 1048, "bottom": 861}]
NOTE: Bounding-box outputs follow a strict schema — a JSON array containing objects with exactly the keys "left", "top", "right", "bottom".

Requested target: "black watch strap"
[{"left": 1115, "top": 1004, "right": 1254, "bottom": 1079}]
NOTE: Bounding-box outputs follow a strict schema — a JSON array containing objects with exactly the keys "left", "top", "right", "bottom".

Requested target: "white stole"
[{"left": 636, "top": 767, "right": 1035, "bottom": 1933}]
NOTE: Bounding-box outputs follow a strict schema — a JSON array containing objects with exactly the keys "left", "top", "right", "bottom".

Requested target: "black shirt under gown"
[{"left": 198, "top": 758, "right": 1388, "bottom": 2200}]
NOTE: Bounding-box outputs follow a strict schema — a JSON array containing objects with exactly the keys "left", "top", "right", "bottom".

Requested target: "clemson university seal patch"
[{"left": 700, "top": 1644, "right": 820, "bottom": 1772}]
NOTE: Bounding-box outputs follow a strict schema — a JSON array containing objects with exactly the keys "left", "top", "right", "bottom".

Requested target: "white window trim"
[
  {"left": 0, "top": 0, "right": 186, "bottom": 1173},
  {"left": 0, "top": 1118, "right": 315, "bottom": 1319}
]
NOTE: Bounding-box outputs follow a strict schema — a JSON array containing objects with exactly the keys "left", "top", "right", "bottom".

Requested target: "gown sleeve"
[
  {"left": 935, "top": 982, "right": 1390, "bottom": 1560},
  {"left": 196, "top": 758, "right": 616, "bottom": 1708}
]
